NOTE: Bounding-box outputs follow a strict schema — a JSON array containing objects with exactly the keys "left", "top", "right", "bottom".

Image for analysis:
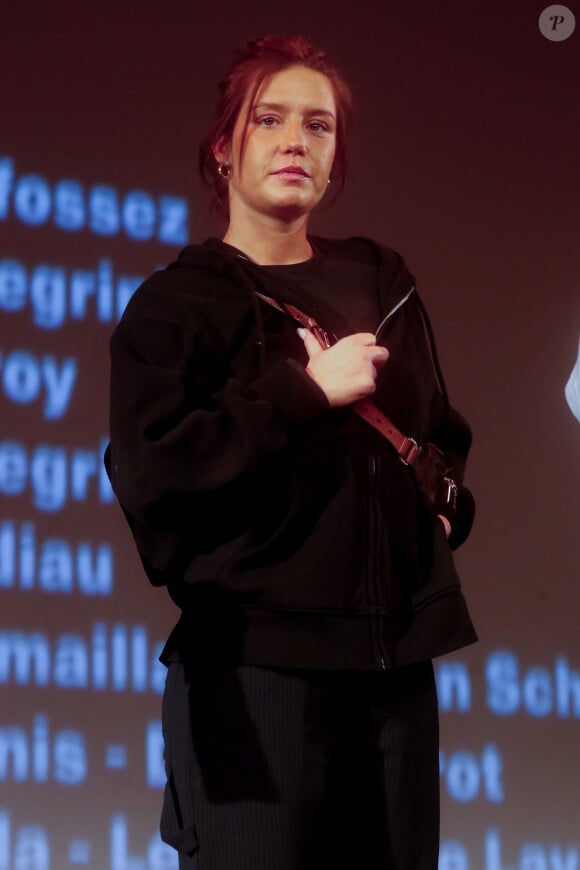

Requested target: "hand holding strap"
[{"left": 254, "top": 290, "right": 458, "bottom": 519}]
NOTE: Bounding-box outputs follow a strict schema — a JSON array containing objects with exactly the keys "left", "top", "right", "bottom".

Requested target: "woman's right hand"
[{"left": 300, "top": 330, "right": 389, "bottom": 407}]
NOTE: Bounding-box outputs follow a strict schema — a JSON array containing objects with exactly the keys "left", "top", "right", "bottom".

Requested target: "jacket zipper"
[
  {"left": 375, "top": 285, "right": 415, "bottom": 343},
  {"left": 368, "top": 453, "right": 389, "bottom": 670},
  {"left": 368, "top": 285, "right": 415, "bottom": 670}
]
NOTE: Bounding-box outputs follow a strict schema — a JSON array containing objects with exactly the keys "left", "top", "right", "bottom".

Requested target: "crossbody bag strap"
[{"left": 254, "top": 290, "right": 422, "bottom": 467}]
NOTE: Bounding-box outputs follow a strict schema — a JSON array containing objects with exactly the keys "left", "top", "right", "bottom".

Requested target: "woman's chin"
[{"left": 266, "top": 192, "right": 324, "bottom": 221}]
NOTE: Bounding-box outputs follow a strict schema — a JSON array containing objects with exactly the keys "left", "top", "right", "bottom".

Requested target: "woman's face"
[{"left": 218, "top": 65, "right": 337, "bottom": 224}]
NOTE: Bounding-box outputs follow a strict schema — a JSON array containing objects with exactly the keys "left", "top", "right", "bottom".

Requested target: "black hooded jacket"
[{"left": 106, "top": 235, "right": 477, "bottom": 670}]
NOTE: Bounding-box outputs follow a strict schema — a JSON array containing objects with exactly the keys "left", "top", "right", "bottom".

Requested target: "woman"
[{"left": 107, "top": 35, "right": 477, "bottom": 870}]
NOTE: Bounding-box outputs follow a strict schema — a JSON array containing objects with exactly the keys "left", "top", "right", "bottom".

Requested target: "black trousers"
[{"left": 160, "top": 661, "right": 439, "bottom": 870}]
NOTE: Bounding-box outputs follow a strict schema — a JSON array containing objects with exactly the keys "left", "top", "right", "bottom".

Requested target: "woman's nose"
[{"left": 280, "top": 122, "right": 306, "bottom": 153}]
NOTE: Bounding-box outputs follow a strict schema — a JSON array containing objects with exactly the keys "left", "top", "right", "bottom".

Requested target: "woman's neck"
[{"left": 223, "top": 212, "right": 313, "bottom": 265}]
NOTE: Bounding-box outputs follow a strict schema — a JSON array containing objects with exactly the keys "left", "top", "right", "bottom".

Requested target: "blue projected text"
[
  {"left": 0, "top": 438, "right": 113, "bottom": 511},
  {"left": 0, "top": 349, "right": 76, "bottom": 419},
  {"left": 0, "top": 157, "right": 189, "bottom": 245},
  {"left": 0, "top": 258, "right": 143, "bottom": 328}
]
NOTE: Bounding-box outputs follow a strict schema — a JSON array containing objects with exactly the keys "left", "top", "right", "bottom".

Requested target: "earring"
[
  {"left": 327, "top": 177, "right": 331, "bottom": 185},
  {"left": 217, "top": 163, "right": 232, "bottom": 180}
]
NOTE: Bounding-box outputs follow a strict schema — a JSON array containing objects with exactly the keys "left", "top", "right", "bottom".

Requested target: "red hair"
[{"left": 199, "top": 35, "right": 353, "bottom": 217}]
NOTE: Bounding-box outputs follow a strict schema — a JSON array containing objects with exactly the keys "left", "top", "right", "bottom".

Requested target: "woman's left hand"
[
  {"left": 437, "top": 514, "right": 451, "bottom": 538},
  {"left": 437, "top": 515, "right": 451, "bottom": 538}
]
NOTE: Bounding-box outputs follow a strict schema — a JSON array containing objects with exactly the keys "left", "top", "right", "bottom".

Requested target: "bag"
[{"left": 412, "top": 442, "right": 458, "bottom": 520}]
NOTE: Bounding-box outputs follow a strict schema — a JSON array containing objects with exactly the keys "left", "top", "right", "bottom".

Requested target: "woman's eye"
[
  {"left": 258, "top": 116, "right": 278, "bottom": 127},
  {"left": 308, "top": 121, "right": 328, "bottom": 133}
]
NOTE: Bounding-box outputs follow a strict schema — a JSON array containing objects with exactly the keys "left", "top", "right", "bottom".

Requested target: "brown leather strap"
[
  {"left": 353, "top": 400, "right": 422, "bottom": 465},
  {"left": 254, "top": 291, "right": 334, "bottom": 349},
  {"left": 254, "top": 290, "right": 422, "bottom": 466}
]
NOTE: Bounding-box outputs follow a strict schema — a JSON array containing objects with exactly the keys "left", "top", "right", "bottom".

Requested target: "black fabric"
[
  {"left": 161, "top": 661, "right": 439, "bottom": 870},
  {"left": 219, "top": 236, "right": 380, "bottom": 338},
  {"left": 258, "top": 239, "right": 381, "bottom": 334},
  {"left": 106, "top": 235, "right": 477, "bottom": 670}
]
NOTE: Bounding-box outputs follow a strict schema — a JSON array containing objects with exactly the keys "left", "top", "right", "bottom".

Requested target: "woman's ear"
[{"left": 212, "top": 136, "right": 231, "bottom": 167}]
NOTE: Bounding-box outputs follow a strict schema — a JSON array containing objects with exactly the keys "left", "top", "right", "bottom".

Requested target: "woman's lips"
[{"left": 272, "top": 166, "right": 310, "bottom": 180}]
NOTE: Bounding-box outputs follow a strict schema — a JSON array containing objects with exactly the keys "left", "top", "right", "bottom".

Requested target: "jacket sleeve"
[
  {"left": 429, "top": 405, "right": 475, "bottom": 550},
  {"left": 107, "top": 299, "right": 329, "bottom": 533}
]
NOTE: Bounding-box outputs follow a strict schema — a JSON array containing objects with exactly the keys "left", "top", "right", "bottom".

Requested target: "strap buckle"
[
  {"left": 442, "top": 476, "right": 458, "bottom": 513},
  {"left": 398, "top": 437, "right": 421, "bottom": 466}
]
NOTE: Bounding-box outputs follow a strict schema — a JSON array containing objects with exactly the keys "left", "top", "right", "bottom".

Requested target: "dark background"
[{"left": 1, "top": 1, "right": 579, "bottom": 867}]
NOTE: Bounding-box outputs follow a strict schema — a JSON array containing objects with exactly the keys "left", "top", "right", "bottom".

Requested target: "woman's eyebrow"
[{"left": 254, "top": 101, "right": 336, "bottom": 119}]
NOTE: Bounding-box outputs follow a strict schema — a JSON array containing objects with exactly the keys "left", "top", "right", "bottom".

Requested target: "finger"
[
  {"left": 352, "top": 332, "right": 377, "bottom": 346},
  {"left": 370, "top": 347, "right": 390, "bottom": 366},
  {"left": 299, "top": 328, "right": 324, "bottom": 359},
  {"left": 437, "top": 515, "right": 452, "bottom": 538}
]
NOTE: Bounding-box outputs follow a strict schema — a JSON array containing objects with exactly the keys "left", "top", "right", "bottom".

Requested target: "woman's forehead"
[{"left": 246, "top": 66, "right": 336, "bottom": 115}]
